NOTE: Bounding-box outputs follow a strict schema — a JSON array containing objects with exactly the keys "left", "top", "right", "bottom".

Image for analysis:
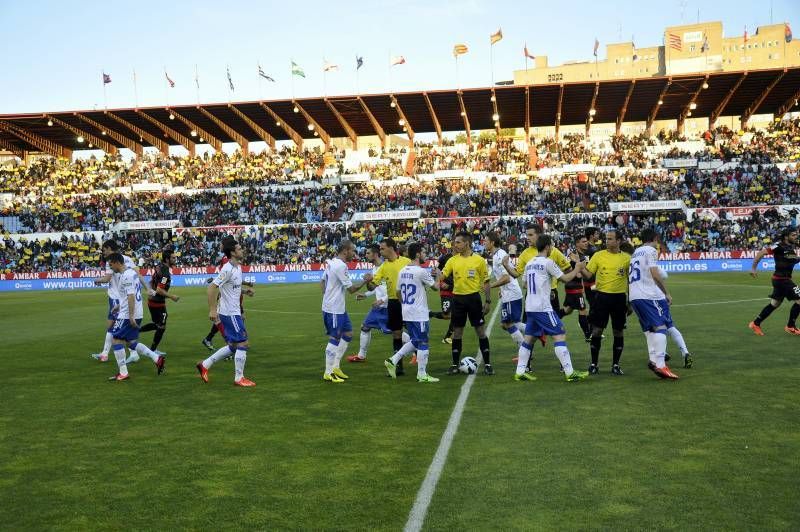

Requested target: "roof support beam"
[
  {"left": 45, "top": 115, "right": 117, "bottom": 155},
  {"left": 228, "top": 105, "right": 275, "bottom": 150},
  {"left": 524, "top": 86, "right": 531, "bottom": 142},
  {"left": 709, "top": 72, "right": 747, "bottom": 128},
  {"left": 585, "top": 82, "right": 600, "bottom": 135},
  {"left": 136, "top": 111, "right": 196, "bottom": 155},
  {"left": 677, "top": 74, "right": 709, "bottom": 134},
  {"left": 616, "top": 80, "right": 636, "bottom": 134},
  {"left": 422, "top": 92, "right": 443, "bottom": 146},
  {"left": 456, "top": 91, "right": 471, "bottom": 146},
  {"left": 775, "top": 85, "right": 800, "bottom": 119},
  {"left": 168, "top": 109, "right": 223, "bottom": 152},
  {"left": 198, "top": 108, "right": 248, "bottom": 152},
  {"left": 0, "top": 121, "right": 71, "bottom": 159},
  {"left": 357, "top": 97, "right": 386, "bottom": 148},
  {"left": 390, "top": 96, "right": 415, "bottom": 141},
  {"left": 324, "top": 99, "right": 357, "bottom": 149},
  {"left": 293, "top": 101, "right": 330, "bottom": 148},
  {"left": 741, "top": 70, "right": 785, "bottom": 127},
  {"left": 646, "top": 78, "right": 672, "bottom": 135},
  {"left": 0, "top": 137, "right": 25, "bottom": 159},
  {"left": 555, "top": 84, "right": 564, "bottom": 137},
  {"left": 259, "top": 103, "right": 303, "bottom": 149},
  {"left": 105, "top": 112, "right": 169, "bottom": 155},
  {"left": 75, "top": 113, "right": 143, "bottom": 156}
]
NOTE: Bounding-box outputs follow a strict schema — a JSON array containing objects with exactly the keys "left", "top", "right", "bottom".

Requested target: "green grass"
[{"left": 1, "top": 273, "right": 798, "bottom": 530}]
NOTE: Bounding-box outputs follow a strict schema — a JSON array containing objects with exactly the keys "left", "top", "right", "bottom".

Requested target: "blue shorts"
[
  {"left": 631, "top": 299, "right": 674, "bottom": 332},
  {"left": 111, "top": 318, "right": 142, "bottom": 342},
  {"left": 524, "top": 311, "right": 566, "bottom": 337},
  {"left": 219, "top": 314, "right": 248, "bottom": 343},
  {"left": 107, "top": 297, "right": 120, "bottom": 320},
  {"left": 500, "top": 298, "right": 523, "bottom": 324},
  {"left": 405, "top": 321, "right": 429, "bottom": 350},
  {"left": 323, "top": 312, "right": 353, "bottom": 339},
  {"left": 363, "top": 307, "right": 391, "bottom": 334}
]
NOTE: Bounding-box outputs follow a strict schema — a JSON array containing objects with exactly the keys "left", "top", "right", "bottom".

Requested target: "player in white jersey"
[
  {"left": 384, "top": 243, "right": 440, "bottom": 383},
  {"left": 196, "top": 239, "right": 256, "bottom": 387},
  {"left": 485, "top": 233, "right": 526, "bottom": 347},
  {"left": 92, "top": 239, "right": 152, "bottom": 362},
  {"left": 321, "top": 240, "right": 372, "bottom": 383},
  {"left": 106, "top": 253, "right": 165, "bottom": 381},
  {"left": 514, "top": 235, "right": 588, "bottom": 382},
  {"left": 654, "top": 266, "right": 694, "bottom": 368},
  {"left": 347, "top": 244, "right": 410, "bottom": 363},
  {"left": 628, "top": 228, "right": 680, "bottom": 380}
]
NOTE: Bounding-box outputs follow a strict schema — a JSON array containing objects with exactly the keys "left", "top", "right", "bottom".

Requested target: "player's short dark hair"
[
  {"left": 337, "top": 239, "right": 354, "bottom": 253},
  {"left": 780, "top": 227, "right": 796, "bottom": 241},
  {"left": 161, "top": 249, "right": 173, "bottom": 262},
  {"left": 381, "top": 237, "right": 398, "bottom": 251},
  {"left": 536, "top": 234, "right": 552, "bottom": 251},
  {"left": 525, "top": 223, "right": 543, "bottom": 234},
  {"left": 102, "top": 239, "right": 120, "bottom": 251},
  {"left": 619, "top": 241, "right": 634, "bottom": 254},
  {"left": 640, "top": 228, "right": 658, "bottom": 243},
  {"left": 454, "top": 231, "right": 472, "bottom": 242},
  {"left": 223, "top": 239, "right": 238, "bottom": 258},
  {"left": 487, "top": 232, "right": 502, "bottom": 248},
  {"left": 367, "top": 243, "right": 380, "bottom": 255},
  {"left": 107, "top": 252, "right": 124, "bottom": 265},
  {"left": 407, "top": 242, "right": 422, "bottom": 260},
  {"left": 575, "top": 233, "right": 588, "bottom": 242}
]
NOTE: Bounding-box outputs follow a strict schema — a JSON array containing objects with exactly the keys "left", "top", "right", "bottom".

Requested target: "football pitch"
[{"left": 1, "top": 272, "right": 798, "bottom": 530}]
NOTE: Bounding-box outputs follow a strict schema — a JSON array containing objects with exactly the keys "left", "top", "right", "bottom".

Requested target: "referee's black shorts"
[
  {"left": 589, "top": 292, "right": 627, "bottom": 331},
  {"left": 451, "top": 293, "right": 485, "bottom": 328},
  {"left": 387, "top": 299, "right": 404, "bottom": 331}
]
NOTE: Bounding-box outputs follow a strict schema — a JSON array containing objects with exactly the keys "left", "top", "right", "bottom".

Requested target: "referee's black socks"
[
  {"left": 478, "top": 337, "right": 491, "bottom": 365},
  {"left": 612, "top": 336, "right": 624, "bottom": 366},
  {"left": 451, "top": 339, "right": 462, "bottom": 365},
  {"left": 590, "top": 336, "right": 602, "bottom": 366}
]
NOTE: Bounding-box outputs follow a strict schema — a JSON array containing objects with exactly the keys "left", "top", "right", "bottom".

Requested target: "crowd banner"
[
  {"left": 609, "top": 200, "right": 686, "bottom": 212},
  {"left": 350, "top": 210, "right": 421, "bottom": 222},
  {"left": 339, "top": 173, "right": 371, "bottom": 183},
  {"left": 112, "top": 220, "right": 181, "bottom": 231},
  {"left": 693, "top": 204, "right": 800, "bottom": 221},
  {"left": 434, "top": 169, "right": 467, "bottom": 180},
  {"left": 663, "top": 158, "right": 699, "bottom": 168}
]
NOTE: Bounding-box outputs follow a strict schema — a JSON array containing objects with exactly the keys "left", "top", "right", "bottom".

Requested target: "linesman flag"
[
  {"left": 453, "top": 44, "right": 468, "bottom": 57},
  {"left": 391, "top": 55, "right": 406, "bottom": 66},
  {"left": 258, "top": 64, "right": 275, "bottom": 82},
  {"left": 490, "top": 28, "right": 503, "bottom": 45},
  {"left": 291, "top": 61, "right": 306, "bottom": 78}
]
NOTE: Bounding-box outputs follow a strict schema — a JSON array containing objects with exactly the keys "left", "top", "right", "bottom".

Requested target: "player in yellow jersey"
[
  {"left": 583, "top": 230, "right": 631, "bottom": 376},
  {"left": 439, "top": 231, "right": 493, "bottom": 375}
]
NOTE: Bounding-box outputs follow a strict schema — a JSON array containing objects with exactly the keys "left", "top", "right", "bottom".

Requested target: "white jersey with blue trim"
[
  {"left": 117, "top": 268, "right": 143, "bottom": 320},
  {"left": 364, "top": 265, "right": 389, "bottom": 309},
  {"left": 107, "top": 254, "right": 137, "bottom": 300},
  {"left": 398, "top": 264, "right": 435, "bottom": 322},
  {"left": 322, "top": 257, "right": 353, "bottom": 314},
  {"left": 629, "top": 245, "right": 665, "bottom": 301},
  {"left": 523, "top": 256, "right": 563, "bottom": 312},
  {"left": 212, "top": 261, "right": 243, "bottom": 316},
  {"left": 491, "top": 248, "right": 523, "bottom": 303}
]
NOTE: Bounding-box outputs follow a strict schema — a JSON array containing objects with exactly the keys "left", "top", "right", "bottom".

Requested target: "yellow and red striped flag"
[
  {"left": 453, "top": 44, "right": 469, "bottom": 57},
  {"left": 490, "top": 28, "right": 503, "bottom": 45}
]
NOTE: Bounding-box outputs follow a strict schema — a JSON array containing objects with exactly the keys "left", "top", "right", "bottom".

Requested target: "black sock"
[
  {"left": 429, "top": 311, "right": 444, "bottom": 319},
  {"left": 479, "top": 337, "right": 491, "bottom": 365},
  {"left": 789, "top": 303, "right": 800, "bottom": 328},
  {"left": 557, "top": 308, "right": 565, "bottom": 318},
  {"left": 151, "top": 328, "right": 165, "bottom": 351},
  {"left": 451, "top": 339, "right": 462, "bottom": 365},
  {"left": 205, "top": 324, "right": 218, "bottom": 341},
  {"left": 140, "top": 322, "right": 157, "bottom": 332},
  {"left": 445, "top": 322, "right": 454, "bottom": 339},
  {"left": 590, "top": 336, "right": 602, "bottom": 366},
  {"left": 578, "top": 315, "right": 591, "bottom": 339},
  {"left": 612, "top": 336, "right": 624, "bottom": 366},
  {"left": 754, "top": 304, "right": 776, "bottom": 325}
]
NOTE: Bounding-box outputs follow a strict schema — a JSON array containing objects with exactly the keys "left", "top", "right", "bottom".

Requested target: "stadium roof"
[{"left": 1, "top": 66, "right": 798, "bottom": 158}]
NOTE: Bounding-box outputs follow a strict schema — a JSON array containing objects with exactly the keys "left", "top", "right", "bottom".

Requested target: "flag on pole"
[
  {"left": 701, "top": 33, "right": 710, "bottom": 52},
  {"left": 632, "top": 41, "right": 638, "bottom": 61},
  {"left": 391, "top": 55, "right": 406, "bottom": 66},
  {"left": 786, "top": 23, "right": 793, "bottom": 43},
  {"left": 490, "top": 28, "right": 503, "bottom": 45},
  {"left": 668, "top": 32, "right": 682, "bottom": 51},
  {"left": 593, "top": 38, "right": 599, "bottom": 56},
  {"left": 453, "top": 44, "right": 468, "bottom": 57},
  {"left": 194, "top": 67, "right": 200, "bottom": 89},
  {"left": 356, "top": 56, "right": 364, "bottom": 70},
  {"left": 165, "top": 71, "right": 175, "bottom": 88},
  {"left": 743, "top": 27, "right": 749, "bottom": 44},
  {"left": 523, "top": 43, "right": 535, "bottom": 60},
  {"left": 291, "top": 61, "right": 306, "bottom": 78},
  {"left": 323, "top": 61, "right": 340, "bottom": 72},
  {"left": 102, "top": 72, "right": 112, "bottom": 84},
  {"left": 226, "top": 66, "right": 235, "bottom": 91},
  {"left": 258, "top": 64, "right": 275, "bottom": 81}
]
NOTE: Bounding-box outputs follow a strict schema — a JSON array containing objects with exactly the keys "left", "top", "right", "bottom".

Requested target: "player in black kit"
[
  {"left": 430, "top": 251, "right": 455, "bottom": 343},
  {"left": 562, "top": 233, "right": 592, "bottom": 341},
  {"left": 139, "top": 249, "right": 180, "bottom": 355},
  {"left": 749, "top": 228, "right": 800, "bottom": 336}
]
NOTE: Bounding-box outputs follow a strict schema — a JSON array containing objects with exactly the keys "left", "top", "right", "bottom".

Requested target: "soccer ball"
[{"left": 459, "top": 356, "right": 478, "bottom": 374}]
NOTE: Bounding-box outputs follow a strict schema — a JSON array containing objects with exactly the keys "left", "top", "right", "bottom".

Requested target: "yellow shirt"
[
  {"left": 586, "top": 250, "right": 631, "bottom": 294},
  {"left": 516, "top": 246, "right": 571, "bottom": 288},
  {"left": 442, "top": 253, "right": 489, "bottom": 295},
  {"left": 372, "top": 256, "right": 411, "bottom": 300}
]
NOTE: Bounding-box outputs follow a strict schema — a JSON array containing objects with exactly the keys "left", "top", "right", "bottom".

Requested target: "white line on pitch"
[
  {"left": 671, "top": 297, "right": 765, "bottom": 307},
  {"left": 404, "top": 302, "right": 502, "bottom": 532}
]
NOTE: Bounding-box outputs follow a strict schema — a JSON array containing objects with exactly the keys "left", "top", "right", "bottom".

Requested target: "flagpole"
[
  {"left": 490, "top": 43, "right": 495, "bottom": 86},
  {"left": 455, "top": 55, "right": 460, "bottom": 89},
  {"left": 102, "top": 68, "right": 108, "bottom": 110},
  {"left": 195, "top": 64, "right": 200, "bottom": 105},
  {"left": 258, "top": 62, "right": 263, "bottom": 101},
  {"left": 290, "top": 59, "right": 295, "bottom": 100},
  {"left": 388, "top": 50, "right": 392, "bottom": 93},
  {"left": 355, "top": 62, "right": 359, "bottom": 95},
  {"left": 163, "top": 66, "right": 169, "bottom": 108},
  {"left": 133, "top": 68, "right": 139, "bottom": 108},
  {"left": 323, "top": 59, "right": 327, "bottom": 97}
]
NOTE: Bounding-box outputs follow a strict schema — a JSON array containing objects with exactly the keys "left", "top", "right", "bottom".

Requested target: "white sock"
[
  {"left": 101, "top": 332, "right": 113, "bottom": 356},
  {"left": 113, "top": 345, "right": 128, "bottom": 376},
  {"left": 553, "top": 342, "right": 574, "bottom": 375},
  {"left": 516, "top": 322, "right": 526, "bottom": 334},
  {"left": 333, "top": 340, "right": 349, "bottom": 368},
  {"left": 667, "top": 326, "right": 689, "bottom": 355},
  {"left": 401, "top": 331, "right": 410, "bottom": 343},
  {"left": 234, "top": 349, "right": 247, "bottom": 381},
  {"left": 203, "top": 346, "right": 232, "bottom": 369},
  {"left": 357, "top": 330, "right": 371, "bottom": 358},
  {"left": 390, "top": 341, "right": 417, "bottom": 365},
  {"left": 644, "top": 332, "right": 656, "bottom": 364},
  {"left": 134, "top": 342, "right": 159, "bottom": 362},
  {"left": 324, "top": 341, "right": 338, "bottom": 374},
  {"left": 416, "top": 349, "right": 430, "bottom": 376},
  {"left": 516, "top": 342, "right": 532, "bottom": 375},
  {"left": 653, "top": 331, "right": 668, "bottom": 368},
  {"left": 508, "top": 326, "right": 524, "bottom": 346}
]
